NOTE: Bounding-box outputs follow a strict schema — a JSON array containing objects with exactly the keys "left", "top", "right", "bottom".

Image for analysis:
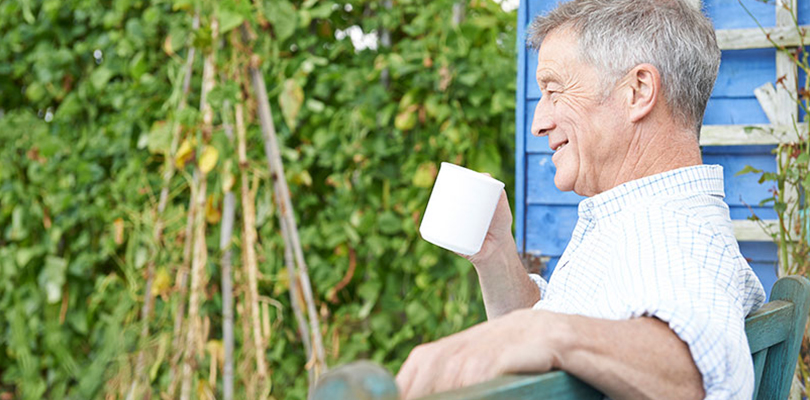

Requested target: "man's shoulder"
[{"left": 606, "top": 193, "right": 734, "bottom": 244}]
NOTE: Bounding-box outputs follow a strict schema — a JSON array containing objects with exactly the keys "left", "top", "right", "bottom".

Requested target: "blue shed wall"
[{"left": 514, "top": 0, "right": 804, "bottom": 298}]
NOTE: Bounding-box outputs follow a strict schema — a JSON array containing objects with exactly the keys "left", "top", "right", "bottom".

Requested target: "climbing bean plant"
[{"left": 0, "top": 0, "right": 517, "bottom": 398}]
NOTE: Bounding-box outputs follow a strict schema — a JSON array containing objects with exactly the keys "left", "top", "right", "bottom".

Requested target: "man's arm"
[
  {"left": 395, "top": 309, "right": 703, "bottom": 400},
  {"left": 465, "top": 190, "right": 540, "bottom": 319}
]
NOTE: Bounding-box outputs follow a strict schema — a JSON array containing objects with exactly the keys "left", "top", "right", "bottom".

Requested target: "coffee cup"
[{"left": 419, "top": 162, "right": 504, "bottom": 255}]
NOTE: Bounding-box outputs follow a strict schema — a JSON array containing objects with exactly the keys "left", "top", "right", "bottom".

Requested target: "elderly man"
[{"left": 395, "top": 0, "right": 766, "bottom": 399}]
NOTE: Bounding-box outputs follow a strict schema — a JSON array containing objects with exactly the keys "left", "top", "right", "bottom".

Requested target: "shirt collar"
[{"left": 577, "top": 164, "right": 726, "bottom": 221}]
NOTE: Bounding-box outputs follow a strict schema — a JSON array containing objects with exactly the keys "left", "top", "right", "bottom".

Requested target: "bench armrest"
[{"left": 311, "top": 363, "right": 603, "bottom": 400}]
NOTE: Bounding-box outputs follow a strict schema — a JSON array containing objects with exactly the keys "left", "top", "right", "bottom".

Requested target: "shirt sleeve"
[
  {"left": 602, "top": 205, "right": 759, "bottom": 400},
  {"left": 528, "top": 273, "right": 549, "bottom": 300}
]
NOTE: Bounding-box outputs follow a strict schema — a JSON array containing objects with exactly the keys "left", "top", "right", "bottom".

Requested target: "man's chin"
[{"left": 553, "top": 175, "right": 575, "bottom": 193}]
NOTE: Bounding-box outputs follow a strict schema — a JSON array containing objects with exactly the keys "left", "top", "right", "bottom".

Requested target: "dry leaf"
[
  {"left": 151, "top": 268, "right": 172, "bottom": 298},
  {"left": 205, "top": 194, "right": 221, "bottom": 224},
  {"left": 163, "top": 35, "right": 174, "bottom": 56},
  {"left": 113, "top": 218, "right": 125, "bottom": 245},
  {"left": 279, "top": 79, "right": 304, "bottom": 130},
  {"left": 199, "top": 145, "right": 219, "bottom": 174},
  {"left": 175, "top": 138, "right": 194, "bottom": 169}
]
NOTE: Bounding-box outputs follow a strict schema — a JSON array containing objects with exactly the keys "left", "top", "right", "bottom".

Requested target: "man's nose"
[{"left": 530, "top": 99, "right": 555, "bottom": 137}]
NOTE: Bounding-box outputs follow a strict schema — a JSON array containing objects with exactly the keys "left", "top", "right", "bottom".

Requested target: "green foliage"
[{"left": 0, "top": 0, "right": 516, "bottom": 398}]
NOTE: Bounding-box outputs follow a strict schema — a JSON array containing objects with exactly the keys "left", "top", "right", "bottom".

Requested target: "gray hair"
[{"left": 527, "top": 0, "right": 720, "bottom": 135}]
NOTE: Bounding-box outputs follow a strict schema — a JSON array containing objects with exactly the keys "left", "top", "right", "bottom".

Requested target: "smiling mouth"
[{"left": 553, "top": 141, "right": 569, "bottom": 152}]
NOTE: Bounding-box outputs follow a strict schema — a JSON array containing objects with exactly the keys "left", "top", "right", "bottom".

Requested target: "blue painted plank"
[
  {"left": 524, "top": 100, "right": 548, "bottom": 153},
  {"left": 702, "top": 152, "right": 777, "bottom": 207},
  {"left": 516, "top": 0, "right": 529, "bottom": 253},
  {"left": 542, "top": 256, "right": 561, "bottom": 280},
  {"left": 702, "top": 145, "right": 776, "bottom": 155},
  {"left": 741, "top": 241, "right": 780, "bottom": 262},
  {"left": 525, "top": 154, "right": 587, "bottom": 205},
  {"left": 704, "top": 97, "right": 770, "bottom": 125},
  {"left": 729, "top": 206, "right": 777, "bottom": 220},
  {"left": 714, "top": 49, "right": 776, "bottom": 97},
  {"left": 525, "top": 204, "right": 579, "bottom": 257},
  {"left": 704, "top": 0, "right": 776, "bottom": 29},
  {"left": 526, "top": 45, "right": 541, "bottom": 100},
  {"left": 800, "top": 1, "right": 810, "bottom": 24}
]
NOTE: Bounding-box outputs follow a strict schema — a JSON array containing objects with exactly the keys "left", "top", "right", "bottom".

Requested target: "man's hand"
[
  {"left": 463, "top": 189, "right": 517, "bottom": 269},
  {"left": 454, "top": 186, "right": 540, "bottom": 319},
  {"left": 395, "top": 309, "right": 565, "bottom": 400}
]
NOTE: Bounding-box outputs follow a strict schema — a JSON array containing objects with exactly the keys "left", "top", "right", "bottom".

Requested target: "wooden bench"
[{"left": 311, "top": 275, "right": 810, "bottom": 400}]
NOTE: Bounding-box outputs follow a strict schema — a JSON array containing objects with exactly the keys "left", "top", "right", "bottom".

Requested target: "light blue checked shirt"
[{"left": 528, "top": 165, "right": 766, "bottom": 399}]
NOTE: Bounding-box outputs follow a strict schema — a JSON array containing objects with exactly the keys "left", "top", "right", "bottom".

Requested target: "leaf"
[
  {"left": 146, "top": 121, "right": 172, "bottom": 155},
  {"left": 135, "top": 247, "right": 148, "bottom": 269},
  {"left": 151, "top": 268, "right": 172, "bottom": 297},
  {"left": 39, "top": 256, "right": 67, "bottom": 304},
  {"left": 469, "top": 140, "right": 502, "bottom": 175},
  {"left": 15, "top": 246, "right": 42, "bottom": 268},
  {"left": 206, "top": 340, "right": 224, "bottom": 363},
  {"left": 395, "top": 105, "right": 419, "bottom": 131},
  {"left": 218, "top": 8, "right": 245, "bottom": 34},
  {"left": 279, "top": 79, "right": 304, "bottom": 130},
  {"left": 149, "top": 334, "right": 170, "bottom": 382},
  {"left": 378, "top": 211, "right": 402, "bottom": 234},
  {"left": 205, "top": 194, "right": 221, "bottom": 224},
  {"left": 199, "top": 145, "right": 219, "bottom": 174},
  {"left": 267, "top": 1, "right": 297, "bottom": 42},
  {"left": 306, "top": 98, "right": 325, "bottom": 113},
  {"left": 25, "top": 82, "right": 46, "bottom": 102},
  {"left": 90, "top": 67, "right": 114, "bottom": 90},
  {"left": 735, "top": 165, "right": 763, "bottom": 177},
  {"left": 163, "top": 35, "right": 175, "bottom": 55},
  {"left": 293, "top": 170, "right": 312, "bottom": 186},
  {"left": 406, "top": 302, "right": 430, "bottom": 325},
  {"left": 175, "top": 138, "right": 194, "bottom": 169},
  {"left": 412, "top": 162, "right": 437, "bottom": 188}
]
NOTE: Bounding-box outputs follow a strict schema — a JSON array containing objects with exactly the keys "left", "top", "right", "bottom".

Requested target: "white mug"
[{"left": 419, "top": 162, "right": 505, "bottom": 255}]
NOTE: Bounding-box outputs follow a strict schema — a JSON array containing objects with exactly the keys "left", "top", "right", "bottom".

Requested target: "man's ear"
[{"left": 623, "top": 63, "right": 661, "bottom": 123}]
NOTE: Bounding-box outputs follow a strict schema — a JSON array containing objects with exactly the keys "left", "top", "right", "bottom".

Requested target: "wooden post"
[{"left": 775, "top": 0, "right": 799, "bottom": 275}]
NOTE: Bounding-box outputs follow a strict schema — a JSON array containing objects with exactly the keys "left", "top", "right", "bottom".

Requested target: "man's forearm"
[
  {"left": 546, "top": 314, "right": 704, "bottom": 400},
  {"left": 474, "top": 250, "right": 540, "bottom": 319}
]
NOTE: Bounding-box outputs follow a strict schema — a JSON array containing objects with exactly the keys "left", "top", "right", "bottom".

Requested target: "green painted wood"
[
  {"left": 309, "top": 361, "right": 399, "bottom": 400},
  {"left": 416, "top": 372, "right": 602, "bottom": 400},
  {"left": 745, "top": 300, "right": 793, "bottom": 353},
  {"left": 752, "top": 348, "right": 768, "bottom": 397},
  {"left": 312, "top": 276, "right": 810, "bottom": 400},
  {"left": 755, "top": 276, "right": 810, "bottom": 400}
]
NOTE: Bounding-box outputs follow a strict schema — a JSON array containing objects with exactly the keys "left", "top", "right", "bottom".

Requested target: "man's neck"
[{"left": 607, "top": 124, "right": 703, "bottom": 193}]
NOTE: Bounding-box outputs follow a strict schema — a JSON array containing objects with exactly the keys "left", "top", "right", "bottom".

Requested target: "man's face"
[{"left": 531, "top": 29, "right": 627, "bottom": 197}]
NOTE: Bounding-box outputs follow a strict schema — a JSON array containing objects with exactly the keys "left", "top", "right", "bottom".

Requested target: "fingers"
[{"left": 396, "top": 350, "right": 419, "bottom": 399}]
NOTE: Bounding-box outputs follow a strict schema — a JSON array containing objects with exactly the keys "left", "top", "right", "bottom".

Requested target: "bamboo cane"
[
  {"left": 166, "top": 189, "right": 196, "bottom": 397},
  {"left": 179, "top": 17, "right": 218, "bottom": 400},
  {"left": 248, "top": 56, "right": 328, "bottom": 384},
  {"left": 220, "top": 98, "right": 236, "bottom": 400},
  {"left": 235, "top": 97, "right": 269, "bottom": 398},
  {"left": 127, "top": 12, "right": 200, "bottom": 400}
]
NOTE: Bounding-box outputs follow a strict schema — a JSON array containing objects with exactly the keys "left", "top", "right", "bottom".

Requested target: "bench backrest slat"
[
  {"left": 751, "top": 276, "right": 810, "bottom": 400},
  {"left": 745, "top": 300, "right": 793, "bottom": 353},
  {"left": 752, "top": 348, "right": 768, "bottom": 397}
]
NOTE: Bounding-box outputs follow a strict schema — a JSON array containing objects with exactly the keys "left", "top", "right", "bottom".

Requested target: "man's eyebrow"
[{"left": 535, "top": 69, "right": 560, "bottom": 85}]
